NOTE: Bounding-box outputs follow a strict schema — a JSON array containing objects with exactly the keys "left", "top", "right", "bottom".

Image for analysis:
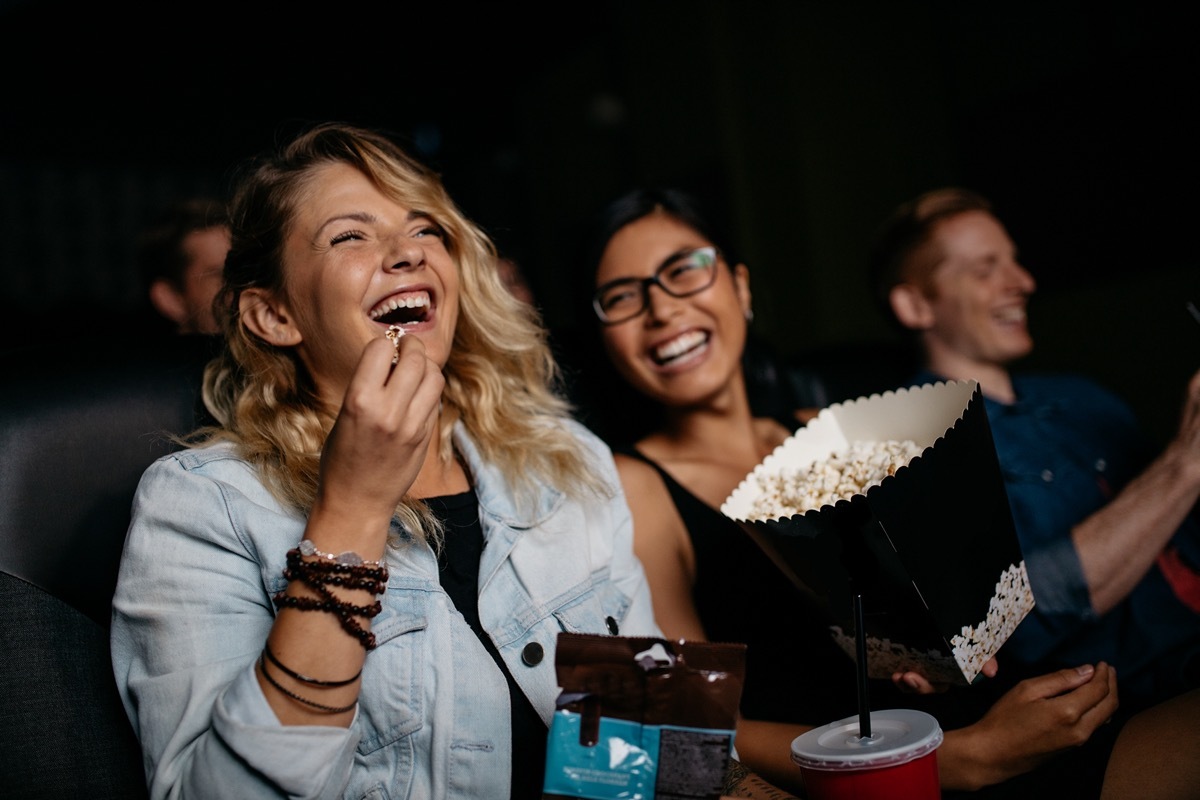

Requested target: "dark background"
[{"left": 2, "top": 1, "right": 1197, "bottom": 444}]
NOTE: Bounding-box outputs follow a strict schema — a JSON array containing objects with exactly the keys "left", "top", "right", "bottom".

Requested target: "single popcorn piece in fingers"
[{"left": 385, "top": 325, "right": 405, "bottom": 364}]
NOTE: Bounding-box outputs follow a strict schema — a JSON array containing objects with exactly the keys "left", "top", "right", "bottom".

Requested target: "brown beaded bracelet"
[
  {"left": 272, "top": 590, "right": 382, "bottom": 620},
  {"left": 271, "top": 590, "right": 379, "bottom": 650},
  {"left": 287, "top": 547, "right": 388, "bottom": 582},
  {"left": 258, "top": 652, "right": 358, "bottom": 714},
  {"left": 263, "top": 643, "right": 362, "bottom": 687},
  {"left": 283, "top": 562, "right": 386, "bottom": 596}
]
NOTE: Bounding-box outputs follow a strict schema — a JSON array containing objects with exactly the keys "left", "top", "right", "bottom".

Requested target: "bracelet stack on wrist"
[{"left": 272, "top": 540, "right": 389, "bottom": 650}]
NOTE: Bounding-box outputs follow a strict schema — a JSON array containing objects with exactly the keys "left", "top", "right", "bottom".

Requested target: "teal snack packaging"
[{"left": 542, "top": 633, "right": 746, "bottom": 800}]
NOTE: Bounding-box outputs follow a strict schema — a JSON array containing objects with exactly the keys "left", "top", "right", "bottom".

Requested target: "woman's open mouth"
[
  {"left": 370, "top": 291, "right": 432, "bottom": 327},
  {"left": 650, "top": 330, "right": 709, "bottom": 367}
]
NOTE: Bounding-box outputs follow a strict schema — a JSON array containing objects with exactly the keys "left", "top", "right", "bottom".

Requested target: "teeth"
[
  {"left": 369, "top": 292, "right": 430, "bottom": 320},
  {"left": 995, "top": 307, "right": 1026, "bottom": 323},
  {"left": 654, "top": 331, "right": 707, "bottom": 362}
]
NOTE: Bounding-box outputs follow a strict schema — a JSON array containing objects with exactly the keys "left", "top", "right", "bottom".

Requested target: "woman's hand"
[
  {"left": 311, "top": 334, "right": 445, "bottom": 544},
  {"left": 939, "top": 662, "right": 1118, "bottom": 790}
]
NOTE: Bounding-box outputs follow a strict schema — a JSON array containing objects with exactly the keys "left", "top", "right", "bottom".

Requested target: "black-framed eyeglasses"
[{"left": 592, "top": 246, "right": 720, "bottom": 324}]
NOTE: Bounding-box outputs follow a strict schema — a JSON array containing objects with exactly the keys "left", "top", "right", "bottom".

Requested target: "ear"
[
  {"left": 148, "top": 279, "right": 188, "bottom": 326},
  {"left": 239, "top": 287, "right": 302, "bottom": 346},
  {"left": 733, "top": 262, "right": 752, "bottom": 318},
  {"left": 888, "top": 284, "right": 935, "bottom": 331}
]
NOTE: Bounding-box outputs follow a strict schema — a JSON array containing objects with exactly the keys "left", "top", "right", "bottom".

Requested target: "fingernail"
[{"left": 1075, "top": 665, "right": 1094, "bottom": 677}]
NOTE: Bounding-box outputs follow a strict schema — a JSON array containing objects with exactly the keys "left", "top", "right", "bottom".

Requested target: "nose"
[
  {"left": 643, "top": 280, "right": 683, "bottom": 323},
  {"left": 385, "top": 235, "right": 426, "bottom": 271},
  {"left": 1006, "top": 259, "right": 1036, "bottom": 294}
]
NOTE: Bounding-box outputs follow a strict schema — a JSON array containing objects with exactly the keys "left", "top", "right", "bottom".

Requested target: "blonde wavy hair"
[{"left": 195, "top": 122, "right": 609, "bottom": 541}]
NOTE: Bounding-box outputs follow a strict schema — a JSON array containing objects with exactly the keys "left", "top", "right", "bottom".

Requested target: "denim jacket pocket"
[
  {"left": 353, "top": 585, "right": 430, "bottom": 758},
  {"left": 550, "top": 569, "right": 631, "bottom": 635}
]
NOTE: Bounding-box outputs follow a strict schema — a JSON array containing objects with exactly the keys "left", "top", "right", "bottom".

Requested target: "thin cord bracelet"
[
  {"left": 258, "top": 653, "right": 358, "bottom": 714},
  {"left": 263, "top": 643, "right": 362, "bottom": 687}
]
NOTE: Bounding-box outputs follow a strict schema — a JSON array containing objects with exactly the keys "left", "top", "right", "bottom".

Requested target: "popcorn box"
[{"left": 721, "top": 379, "right": 1034, "bottom": 685}]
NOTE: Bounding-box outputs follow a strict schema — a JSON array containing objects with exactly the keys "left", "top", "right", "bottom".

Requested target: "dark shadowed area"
[{"left": 1, "top": 0, "right": 1196, "bottom": 443}]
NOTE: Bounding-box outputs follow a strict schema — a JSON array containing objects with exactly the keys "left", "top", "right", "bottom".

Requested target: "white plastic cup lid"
[{"left": 791, "top": 709, "right": 943, "bottom": 772}]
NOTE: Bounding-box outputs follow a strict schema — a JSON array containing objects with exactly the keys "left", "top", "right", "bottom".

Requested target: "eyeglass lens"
[{"left": 595, "top": 247, "right": 717, "bottom": 323}]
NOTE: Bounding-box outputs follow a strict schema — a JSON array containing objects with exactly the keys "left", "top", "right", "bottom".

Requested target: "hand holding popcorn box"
[{"left": 721, "top": 379, "right": 1034, "bottom": 686}]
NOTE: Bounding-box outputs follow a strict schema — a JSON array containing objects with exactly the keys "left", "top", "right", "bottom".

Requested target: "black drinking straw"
[{"left": 854, "top": 593, "right": 871, "bottom": 738}]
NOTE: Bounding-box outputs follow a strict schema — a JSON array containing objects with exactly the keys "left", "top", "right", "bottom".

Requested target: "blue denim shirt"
[
  {"left": 111, "top": 418, "right": 661, "bottom": 800},
  {"left": 912, "top": 370, "right": 1200, "bottom": 705}
]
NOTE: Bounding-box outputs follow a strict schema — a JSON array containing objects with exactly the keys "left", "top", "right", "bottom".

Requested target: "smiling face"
[
  {"left": 250, "top": 161, "right": 459, "bottom": 403},
  {"left": 918, "top": 210, "right": 1037, "bottom": 369},
  {"left": 594, "top": 212, "right": 751, "bottom": 409}
]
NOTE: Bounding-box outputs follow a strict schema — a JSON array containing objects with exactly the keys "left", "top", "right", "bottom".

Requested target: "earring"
[{"left": 745, "top": 308, "right": 755, "bottom": 323}]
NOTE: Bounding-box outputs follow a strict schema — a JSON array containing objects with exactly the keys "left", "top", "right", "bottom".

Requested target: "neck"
[
  {"left": 924, "top": 345, "right": 1016, "bottom": 404},
  {"left": 409, "top": 419, "right": 471, "bottom": 499},
  {"left": 652, "top": 375, "right": 781, "bottom": 465}
]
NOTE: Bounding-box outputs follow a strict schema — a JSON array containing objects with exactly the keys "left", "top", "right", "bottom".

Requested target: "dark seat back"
[{"left": 0, "top": 333, "right": 218, "bottom": 800}]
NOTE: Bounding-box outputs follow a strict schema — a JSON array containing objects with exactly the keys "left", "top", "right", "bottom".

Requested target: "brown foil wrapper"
[{"left": 544, "top": 633, "right": 746, "bottom": 800}]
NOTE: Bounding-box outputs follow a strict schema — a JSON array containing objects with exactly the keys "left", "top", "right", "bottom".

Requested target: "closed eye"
[
  {"left": 412, "top": 224, "right": 445, "bottom": 240},
  {"left": 330, "top": 229, "right": 367, "bottom": 245}
]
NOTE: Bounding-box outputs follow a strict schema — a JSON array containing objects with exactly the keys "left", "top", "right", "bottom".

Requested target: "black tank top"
[
  {"left": 427, "top": 489, "right": 547, "bottom": 799},
  {"left": 614, "top": 445, "right": 862, "bottom": 725}
]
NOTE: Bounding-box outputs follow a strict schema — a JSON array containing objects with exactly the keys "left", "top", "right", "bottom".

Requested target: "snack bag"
[{"left": 542, "top": 633, "right": 746, "bottom": 800}]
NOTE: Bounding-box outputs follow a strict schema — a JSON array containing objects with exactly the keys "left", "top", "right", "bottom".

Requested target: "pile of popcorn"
[
  {"left": 949, "top": 561, "right": 1034, "bottom": 680},
  {"left": 748, "top": 439, "right": 925, "bottom": 519}
]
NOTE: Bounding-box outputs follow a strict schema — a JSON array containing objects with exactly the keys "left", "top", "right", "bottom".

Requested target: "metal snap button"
[{"left": 521, "top": 642, "right": 544, "bottom": 666}]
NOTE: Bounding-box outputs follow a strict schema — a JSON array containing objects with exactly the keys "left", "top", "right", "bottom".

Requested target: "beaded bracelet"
[
  {"left": 258, "top": 652, "right": 357, "bottom": 714},
  {"left": 272, "top": 589, "right": 382, "bottom": 620},
  {"left": 298, "top": 539, "right": 386, "bottom": 571},
  {"left": 274, "top": 542, "right": 388, "bottom": 651},
  {"left": 283, "top": 560, "right": 387, "bottom": 596},
  {"left": 272, "top": 578, "right": 379, "bottom": 652},
  {"left": 263, "top": 643, "right": 362, "bottom": 687}
]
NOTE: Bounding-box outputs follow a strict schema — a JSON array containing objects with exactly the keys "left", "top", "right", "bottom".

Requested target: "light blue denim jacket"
[{"left": 111, "top": 418, "right": 661, "bottom": 800}]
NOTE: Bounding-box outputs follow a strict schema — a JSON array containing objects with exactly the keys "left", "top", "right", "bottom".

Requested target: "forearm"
[
  {"left": 723, "top": 757, "right": 802, "bottom": 799},
  {"left": 1072, "top": 442, "right": 1200, "bottom": 614},
  {"left": 936, "top": 726, "right": 1010, "bottom": 791},
  {"left": 730, "top": 719, "right": 810, "bottom": 796},
  {"left": 259, "top": 504, "right": 391, "bottom": 726}
]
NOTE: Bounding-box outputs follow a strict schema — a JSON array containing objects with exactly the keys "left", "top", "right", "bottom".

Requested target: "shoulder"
[
  {"left": 135, "top": 440, "right": 286, "bottom": 514},
  {"left": 559, "top": 416, "right": 615, "bottom": 460},
  {"left": 613, "top": 450, "right": 663, "bottom": 491}
]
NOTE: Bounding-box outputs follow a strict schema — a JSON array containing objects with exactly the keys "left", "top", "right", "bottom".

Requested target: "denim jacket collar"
[{"left": 452, "top": 420, "right": 565, "bottom": 530}]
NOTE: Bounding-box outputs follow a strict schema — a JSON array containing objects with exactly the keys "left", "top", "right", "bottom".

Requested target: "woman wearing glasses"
[{"left": 579, "top": 188, "right": 1168, "bottom": 799}]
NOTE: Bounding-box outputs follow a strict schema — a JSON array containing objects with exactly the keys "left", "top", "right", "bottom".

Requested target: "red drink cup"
[{"left": 790, "top": 709, "right": 942, "bottom": 799}]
